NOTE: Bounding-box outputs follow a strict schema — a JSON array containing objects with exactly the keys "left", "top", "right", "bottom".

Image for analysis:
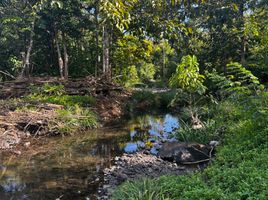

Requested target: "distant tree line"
[{"left": 0, "top": 0, "right": 267, "bottom": 84}]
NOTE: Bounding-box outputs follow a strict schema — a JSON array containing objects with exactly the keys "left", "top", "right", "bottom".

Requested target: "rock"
[
  {"left": 12, "top": 150, "right": 21, "bottom": 155},
  {"left": 192, "top": 124, "right": 203, "bottom": 130},
  {"left": 159, "top": 142, "right": 211, "bottom": 164},
  {"left": 209, "top": 140, "right": 219, "bottom": 147},
  {"left": 137, "top": 141, "right": 145, "bottom": 148},
  {"left": 117, "top": 172, "right": 128, "bottom": 182},
  {"left": 24, "top": 142, "right": 31, "bottom": 148},
  {"left": 98, "top": 151, "right": 201, "bottom": 199},
  {"left": 114, "top": 156, "right": 120, "bottom": 161},
  {"left": 143, "top": 150, "right": 150, "bottom": 155}
]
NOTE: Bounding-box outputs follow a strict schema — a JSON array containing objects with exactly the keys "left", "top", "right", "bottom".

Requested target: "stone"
[
  {"left": 24, "top": 142, "right": 31, "bottom": 148},
  {"left": 159, "top": 142, "right": 211, "bottom": 164},
  {"left": 114, "top": 156, "right": 120, "bottom": 161},
  {"left": 117, "top": 172, "right": 128, "bottom": 182},
  {"left": 209, "top": 140, "right": 219, "bottom": 147}
]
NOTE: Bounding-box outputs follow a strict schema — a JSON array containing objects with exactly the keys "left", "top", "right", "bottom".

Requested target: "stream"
[{"left": 0, "top": 113, "right": 179, "bottom": 200}]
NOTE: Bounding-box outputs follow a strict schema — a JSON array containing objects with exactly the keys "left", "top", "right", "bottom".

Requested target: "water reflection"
[
  {"left": 0, "top": 113, "right": 179, "bottom": 200},
  {"left": 0, "top": 129, "right": 128, "bottom": 200},
  {"left": 124, "top": 114, "right": 179, "bottom": 153}
]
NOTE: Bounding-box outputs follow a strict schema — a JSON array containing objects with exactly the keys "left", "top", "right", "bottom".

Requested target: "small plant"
[
  {"left": 139, "top": 62, "right": 156, "bottom": 82},
  {"left": 112, "top": 179, "right": 170, "bottom": 200},
  {"left": 169, "top": 55, "right": 208, "bottom": 128},
  {"left": 169, "top": 55, "right": 206, "bottom": 94}
]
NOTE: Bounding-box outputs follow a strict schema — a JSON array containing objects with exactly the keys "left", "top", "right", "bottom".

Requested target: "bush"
[
  {"left": 205, "top": 62, "right": 264, "bottom": 99},
  {"left": 140, "top": 62, "right": 156, "bottom": 82}
]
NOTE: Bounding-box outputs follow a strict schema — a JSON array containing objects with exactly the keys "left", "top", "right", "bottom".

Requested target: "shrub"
[
  {"left": 205, "top": 62, "right": 264, "bottom": 99},
  {"left": 140, "top": 62, "right": 156, "bottom": 82}
]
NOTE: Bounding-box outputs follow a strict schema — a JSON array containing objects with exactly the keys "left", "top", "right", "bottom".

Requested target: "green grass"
[
  {"left": 112, "top": 92, "right": 268, "bottom": 200},
  {"left": 25, "top": 94, "right": 96, "bottom": 107}
]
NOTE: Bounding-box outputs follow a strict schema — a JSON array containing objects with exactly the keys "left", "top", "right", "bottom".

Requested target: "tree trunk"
[
  {"left": 239, "top": 1, "right": 246, "bottom": 66},
  {"left": 63, "top": 34, "right": 69, "bottom": 80},
  {"left": 102, "top": 24, "right": 110, "bottom": 81},
  {"left": 162, "top": 45, "right": 166, "bottom": 80},
  {"left": 55, "top": 31, "right": 64, "bottom": 79},
  {"left": 95, "top": 2, "right": 100, "bottom": 77},
  {"left": 20, "top": 20, "right": 35, "bottom": 79}
]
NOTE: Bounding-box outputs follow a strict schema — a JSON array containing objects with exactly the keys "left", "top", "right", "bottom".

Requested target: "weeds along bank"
[{"left": 111, "top": 92, "right": 268, "bottom": 199}]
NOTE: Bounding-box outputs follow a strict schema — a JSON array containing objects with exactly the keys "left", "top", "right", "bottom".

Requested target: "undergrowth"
[
  {"left": 112, "top": 92, "right": 268, "bottom": 200},
  {"left": 130, "top": 90, "right": 176, "bottom": 110},
  {"left": 26, "top": 83, "right": 96, "bottom": 107}
]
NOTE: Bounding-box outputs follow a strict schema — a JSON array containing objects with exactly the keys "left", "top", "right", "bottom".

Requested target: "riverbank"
[
  {"left": 0, "top": 77, "right": 131, "bottom": 152},
  {"left": 111, "top": 93, "right": 268, "bottom": 200}
]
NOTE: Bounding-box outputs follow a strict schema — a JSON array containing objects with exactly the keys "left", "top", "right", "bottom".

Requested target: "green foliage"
[
  {"left": 139, "top": 62, "right": 156, "bottom": 82},
  {"left": 27, "top": 83, "right": 96, "bottom": 107},
  {"left": 1, "top": 0, "right": 268, "bottom": 85},
  {"left": 176, "top": 117, "right": 223, "bottom": 144},
  {"left": 29, "top": 83, "right": 65, "bottom": 96},
  {"left": 25, "top": 83, "right": 97, "bottom": 134},
  {"left": 169, "top": 55, "right": 208, "bottom": 125},
  {"left": 30, "top": 95, "right": 96, "bottom": 107},
  {"left": 206, "top": 62, "right": 263, "bottom": 98},
  {"left": 124, "top": 65, "right": 140, "bottom": 87},
  {"left": 169, "top": 55, "right": 206, "bottom": 94},
  {"left": 112, "top": 92, "right": 268, "bottom": 200},
  {"left": 226, "top": 62, "right": 260, "bottom": 86}
]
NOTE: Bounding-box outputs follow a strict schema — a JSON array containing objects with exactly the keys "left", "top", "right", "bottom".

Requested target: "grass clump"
[
  {"left": 112, "top": 92, "right": 268, "bottom": 200},
  {"left": 52, "top": 105, "right": 98, "bottom": 134}
]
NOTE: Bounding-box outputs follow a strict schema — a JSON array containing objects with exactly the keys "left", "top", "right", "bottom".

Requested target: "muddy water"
[{"left": 0, "top": 114, "right": 179, "bottom": 200}]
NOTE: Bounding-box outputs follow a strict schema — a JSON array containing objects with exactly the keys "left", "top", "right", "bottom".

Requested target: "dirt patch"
[
  {"left": 0, "top": 102, "right": 59, "bottom": 150},
  {"left": 94, "top": 92, "right": 130, "bottom": 122}
]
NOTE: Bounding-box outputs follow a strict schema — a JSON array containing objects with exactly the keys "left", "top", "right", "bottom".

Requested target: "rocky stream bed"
[{"left": 97, "top": 140, "right": 217, "bottom": 199}]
